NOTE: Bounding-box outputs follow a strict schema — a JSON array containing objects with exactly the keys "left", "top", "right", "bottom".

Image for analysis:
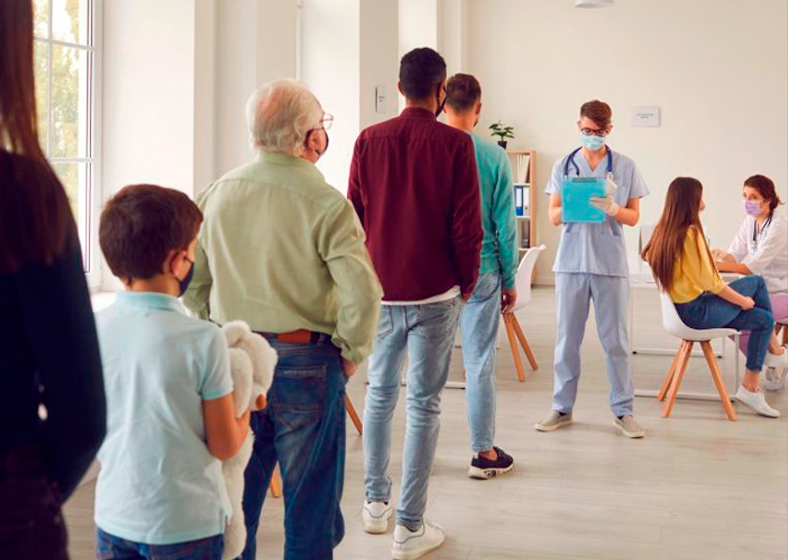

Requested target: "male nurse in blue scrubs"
[{"left": 535, "top": 100, "right": 649, "bottom": 438}]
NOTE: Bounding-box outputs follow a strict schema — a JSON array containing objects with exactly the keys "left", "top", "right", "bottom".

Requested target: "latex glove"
[
  {"left": 589, "top": 194, "right": 620, "bottom": 217},
  {"left": 711, "top": 248, "right": 735, "bottom": 263}
]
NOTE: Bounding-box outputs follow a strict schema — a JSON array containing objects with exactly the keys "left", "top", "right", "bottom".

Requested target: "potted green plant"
[{"left": 489, "top": 120, "right": 515, "bottom": 149}]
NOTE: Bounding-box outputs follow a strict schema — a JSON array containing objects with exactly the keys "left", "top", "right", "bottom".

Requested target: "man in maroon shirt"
[{"left": 348, "top": 47, "right": 482, "bottom": 560}]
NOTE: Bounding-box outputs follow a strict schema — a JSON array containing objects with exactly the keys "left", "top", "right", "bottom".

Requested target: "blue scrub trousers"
[{"left": 553, "top": 272, "right": 634, "bottom": 417}]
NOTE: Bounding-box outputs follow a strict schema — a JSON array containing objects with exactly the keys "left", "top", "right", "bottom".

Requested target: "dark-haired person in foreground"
[
  {"left": 0, "top": 1, "right": 106, "bottom": 558},
  {"left": 348, "top": 47, "right": 482, "bottom": 560},
  {"left": 445, "top": 73, "right": 517, "bottom": 480}
]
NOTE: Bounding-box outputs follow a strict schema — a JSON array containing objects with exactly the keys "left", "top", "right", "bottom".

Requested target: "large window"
[{"left": 33, "top": 0, "right": 99, "bottom": 284}]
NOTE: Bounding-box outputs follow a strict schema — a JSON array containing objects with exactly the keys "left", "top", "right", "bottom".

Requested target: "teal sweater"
[{"left": 469, "top": 133, "right": 518, "bottom": 289}]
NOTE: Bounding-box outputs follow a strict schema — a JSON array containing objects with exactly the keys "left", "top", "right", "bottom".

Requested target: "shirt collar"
[
  {"left": 400, "top": 107, "right": 437, "bottom": 120},
  {"left": 115, "top": 291, "right": 186, "bottom": 314},
  {"left": 254, "top": 150, "right": 323, "bottom": 178}
]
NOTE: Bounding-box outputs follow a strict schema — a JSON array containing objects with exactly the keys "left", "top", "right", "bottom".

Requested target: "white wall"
[
  {"left": 102, "top": 0, "right": 196, "bottom": 197},
  {"left": 466, "top": 0, "right": 788, "bottom": 284},
  {"left": 360, "top": 0, "right": 399, "bottom": 128},
  {"left": 301, "top": 0, "right": 360, "bottom": 191}
]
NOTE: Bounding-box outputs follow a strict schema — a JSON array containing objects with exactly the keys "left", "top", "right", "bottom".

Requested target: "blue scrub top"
[{"left": 545, "top": 148, "right": 649, "bottom": 277}]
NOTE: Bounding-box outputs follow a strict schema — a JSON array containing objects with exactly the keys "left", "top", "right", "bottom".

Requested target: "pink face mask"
[{"left": 743, "top": 200, "right": 762, "bottom": 217}]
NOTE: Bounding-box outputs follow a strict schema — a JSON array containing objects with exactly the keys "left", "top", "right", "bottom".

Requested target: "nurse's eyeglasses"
[{"left": 579, "top": 126, "right": 610, "bottom": 137}]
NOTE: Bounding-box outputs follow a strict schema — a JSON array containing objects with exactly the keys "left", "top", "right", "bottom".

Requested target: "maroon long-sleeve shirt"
[{"left": 348, "top": 107, "right": 482, "bottom": 301}]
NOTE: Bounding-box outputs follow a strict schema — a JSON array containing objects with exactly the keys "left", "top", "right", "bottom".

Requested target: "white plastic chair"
[
  {"left": 503, "top": 245, "right": 546, "bottom": 382},
  {"left": 657, "top": 291, "right": 740, "bottom": 421}
]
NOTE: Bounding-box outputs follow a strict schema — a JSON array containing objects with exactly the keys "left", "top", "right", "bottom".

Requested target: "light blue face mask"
[{"left": 580, "top": 133, "right": 605, "bottom": 151}]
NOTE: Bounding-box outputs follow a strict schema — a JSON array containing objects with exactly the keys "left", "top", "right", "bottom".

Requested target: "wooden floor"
[{"left": 65, "top": 287, "right": 788, "bottom": 560}]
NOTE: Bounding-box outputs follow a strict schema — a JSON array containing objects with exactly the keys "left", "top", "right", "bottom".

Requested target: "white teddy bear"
[{"left": 220, "top": 321, "right": 277, "bottom": 560}]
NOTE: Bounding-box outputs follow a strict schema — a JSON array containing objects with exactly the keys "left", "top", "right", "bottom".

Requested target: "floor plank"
[{"left": 64, "top": 287, "right": 788, "bottom": 559}]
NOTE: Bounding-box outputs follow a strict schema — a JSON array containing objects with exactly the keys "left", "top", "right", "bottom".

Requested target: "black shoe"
[{"left": 468, "top": 446, "right": 514, "bottom": 480}]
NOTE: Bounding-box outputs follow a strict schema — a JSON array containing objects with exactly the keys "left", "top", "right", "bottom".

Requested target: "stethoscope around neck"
[
  {"left": 563, "top": 146, "right": 614, "bottom": 179},
  {"left": 751, "top": 213, "right": 773, "bottom": 251}
]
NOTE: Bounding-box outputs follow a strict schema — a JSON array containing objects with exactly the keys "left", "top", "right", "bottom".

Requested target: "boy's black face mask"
[{"left": 178, "top": 257, "right": 194, "bottom": 297}]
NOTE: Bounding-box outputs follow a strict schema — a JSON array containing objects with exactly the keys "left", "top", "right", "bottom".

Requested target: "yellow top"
[{"left": 668, "top": 226, "right": 726, "bottom": 304}]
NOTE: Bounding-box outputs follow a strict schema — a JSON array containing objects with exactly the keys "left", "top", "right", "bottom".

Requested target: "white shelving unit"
[{"left": 507, "top": 149, "right": 537, "bottom": 264}]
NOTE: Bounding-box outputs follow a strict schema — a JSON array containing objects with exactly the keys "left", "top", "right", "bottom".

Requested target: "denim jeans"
[
  {"left": 364, "top": 297, "right": 461, "bottom": 530},
  {"left": 0, "top": 443, "right": 67, "bottom": 560},
  {"left": 239, "top": 337, "right": 347, "bottom": 560},
  {"left": 96, "top": 528, "right": 223, "bottom": 560},
  {"left": 676, "top": 276, "right": 775, "bottom": 372},
  {"left": 459, "top": 272, "right": 502, "bottom": 452},
  {"left": 736, "top": 293, "right": 788, "bottom": 356}
]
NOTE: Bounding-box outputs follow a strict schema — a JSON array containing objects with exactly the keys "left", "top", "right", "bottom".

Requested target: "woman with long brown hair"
[
  {"left": 642, "top": 177, "right": 780, "bottom": 418},
  {"left": 0, "top": 1, "right": 106, "bottom": 558}
]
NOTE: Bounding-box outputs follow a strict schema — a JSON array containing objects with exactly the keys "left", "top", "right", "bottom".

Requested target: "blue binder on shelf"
[
  {"left": 560, "top": 177, "right": 607, "bottom": 223},
  {"left": 514, "top": 184, "right": 524, "bottom": 216}
]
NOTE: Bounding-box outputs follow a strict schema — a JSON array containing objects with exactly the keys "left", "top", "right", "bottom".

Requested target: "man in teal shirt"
[{"left": 445, "top": 73, "right": 518, "bottom": 479}]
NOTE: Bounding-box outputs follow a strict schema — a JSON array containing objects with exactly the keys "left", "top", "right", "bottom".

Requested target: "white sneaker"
[
  {"left": 362, "top": 500, "right": 393, "bottom": 534},
  {"left": 762, "top": 367, "right": 788, "bottom": 391},
  {"left": 392, "top": 519, "right": 445, "bottom": 560},
  {"left": 735, "top": 385, "right": 780, "bottom": 418},
  {"left": 764, "top": 349, "right": 788, "bottom": 370}
]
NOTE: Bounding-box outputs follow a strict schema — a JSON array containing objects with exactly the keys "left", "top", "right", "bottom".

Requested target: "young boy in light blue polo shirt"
[{"left": 93, "top": 184, "right": 251, "bottom": 560}]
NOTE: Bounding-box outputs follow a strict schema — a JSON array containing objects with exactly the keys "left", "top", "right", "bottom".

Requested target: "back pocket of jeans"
[{"left": 270, "top": 365, "right": 327, "bottom": 412}]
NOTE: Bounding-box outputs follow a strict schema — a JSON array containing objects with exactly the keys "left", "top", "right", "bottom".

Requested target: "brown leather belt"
[{"left": 255, "top": 329, "right": 329, "bottom": 344}]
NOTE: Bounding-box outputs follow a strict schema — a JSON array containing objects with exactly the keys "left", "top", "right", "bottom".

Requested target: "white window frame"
[{"left": 34, "top": 0, "right": 103, "bottom": 290}]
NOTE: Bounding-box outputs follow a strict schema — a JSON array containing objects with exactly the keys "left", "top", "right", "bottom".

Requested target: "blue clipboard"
[{"left": 561, "top": 177, "right": 607, "bottom": 223}]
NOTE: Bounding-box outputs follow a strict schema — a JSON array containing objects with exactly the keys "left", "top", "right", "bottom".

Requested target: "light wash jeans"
[
  {"left": 364, "top": 297, "right": 461, "bottom": 531},
  {"left": 459, "top": 272, "right": 502, "bottom": 452}
]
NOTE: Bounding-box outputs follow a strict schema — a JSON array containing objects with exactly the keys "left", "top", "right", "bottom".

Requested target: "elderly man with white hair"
[{"left": 184, "top": 79, "right": 382, "bottom": 560}]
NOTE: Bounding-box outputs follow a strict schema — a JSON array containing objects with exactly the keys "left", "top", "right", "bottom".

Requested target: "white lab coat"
[{"left": 728, "top": 210, "right": 788, "bottom": 294}]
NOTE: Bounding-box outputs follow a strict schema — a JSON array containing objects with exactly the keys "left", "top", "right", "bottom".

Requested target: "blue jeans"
[
  {"left": 239, "top": 337, "right": 347, "bottom": 560},
  {"left": 364, "top": 298, "right": 461, "bottom": 531},
  {"left": 95, "top": 528, "right": 223, "bottom": 559},
  {"left": 676, "top": 276, "right": 775, "bottom": 372},
  {"left": 459, "top": 272, "right": 502, "bottom": 452}
]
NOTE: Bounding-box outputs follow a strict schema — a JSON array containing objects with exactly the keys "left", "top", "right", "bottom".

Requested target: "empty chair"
[
  {"left": 503, "top": 245, "right": 546, "bottom": 382},
  {"left": 657, "top": 291, "right": 740, "bottom": 421}
]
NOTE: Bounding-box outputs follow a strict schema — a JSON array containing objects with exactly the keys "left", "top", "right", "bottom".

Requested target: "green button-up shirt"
[{"left": 183, "top": 151, "right": 382, "bottom": 364}]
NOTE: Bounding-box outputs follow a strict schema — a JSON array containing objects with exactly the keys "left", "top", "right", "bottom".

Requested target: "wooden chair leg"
[
  {"left": 344, "top": 394, "right": 363, "bottom": 435},
  {"left": 663, "top": 341, "right": 693, "bottom": 417},
  {"left": 510, "top": 314, "right": 538, "bottom": 370},
  {"left": 701, "top": 341, "right": 737, "bottom": 421},
  {"left": 269, "top": 465, "right": 282, "bottom": 498},
  {"left": 503, "top": 314, "right": 526, "bottom": 382},
  {"left": 657, "top": 341, "right": 685, "bottom": 401}
]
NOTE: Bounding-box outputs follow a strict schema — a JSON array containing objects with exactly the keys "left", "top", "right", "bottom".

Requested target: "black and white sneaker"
[{"left": 468, "top": 446, "right": 514, "bottom": 480}]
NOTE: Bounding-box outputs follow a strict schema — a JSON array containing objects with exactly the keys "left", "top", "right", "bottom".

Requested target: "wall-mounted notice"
[{"left": 631, "top": 106, "right": 660, "bottom": 127}]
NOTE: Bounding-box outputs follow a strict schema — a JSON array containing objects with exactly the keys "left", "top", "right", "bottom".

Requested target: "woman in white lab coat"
[{"left": 713, "top": 175, "right": 788, "bottom": 389}]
